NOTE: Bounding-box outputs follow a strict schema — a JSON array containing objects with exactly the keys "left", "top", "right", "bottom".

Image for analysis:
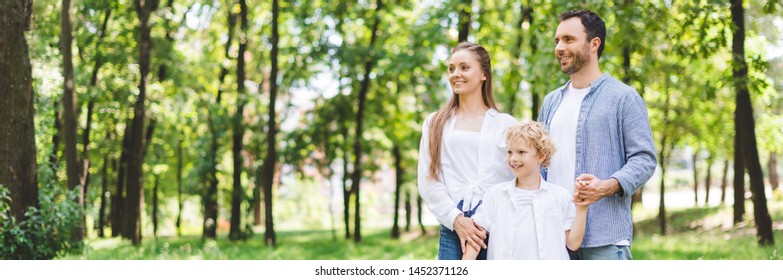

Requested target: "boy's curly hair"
[{"left": 506, "top": 121, "right": 556, "bottom": 168}]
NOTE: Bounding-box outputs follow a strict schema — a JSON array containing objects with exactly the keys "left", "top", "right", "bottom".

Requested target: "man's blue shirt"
[{"left": 538, "top": 73, "right": 657, "bottom": 247}]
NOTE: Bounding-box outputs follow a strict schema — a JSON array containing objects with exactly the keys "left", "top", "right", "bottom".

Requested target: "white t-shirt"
[
  {"left": 472, "top": 178, "right": 576, "bottom": 260},
  {"left": 547, "top": 83, "right": 589, "bottom": 193},
  {"left": 449, "top": 130, "right": 480, "bottom": 183}
]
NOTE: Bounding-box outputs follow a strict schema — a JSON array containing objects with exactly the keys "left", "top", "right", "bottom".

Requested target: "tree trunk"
[
  {"left": 158, "top": 0, "right": 174, "bottom": 82},
  {"left": 658, "top": 135, "right": 668, "bottom": 235},
  {"left": 50, "top": 101, "right": 62, "bottom": 170},
  {"left": 417, "top": 194, "right": 426, "bottom": 235},
  {"left": 260, "top": 0, "right": 281, "bottom": 247},
  {"left": 341, "top": 124, "right": 351, "bottom": 239},
  {"left": 204, "top": 2, "right": 237, "bottom": 239},
  {"left": 0, "top": 0, "right": 38, "bottom": 221},
  {"left": 152, "top": 174, "right": 159, "bottom": 238},
  {"left": 704, "top": 156, "right": 713, "bottom": 205},
  {"left": 230, "top": 0, "right": 249, "bottom": 241},
  {"left": 351, "top": 0, "right": 384, "bottom": 243},
  {"left": 81, "top": 100, "right": 94, "bottom": 206},
  {"left": 733, "top": 149, "right": 745, "bottom": 223},
  {"left": 721, "top": 159, "right": 728, "bottom": 205},
  {"left": 658, "top": 78, "right": 671, "bottom": 235},
  {"left": 62, "top": 0, "right": 85, "bottom": 242},
  {"left": 98, "top": 153, "right": 109, "bottom": 238},
  {"left": 124, "top": 0, "right": 158, "bottom": 245},
  {"left": 769, "top": 152, "right": 779, "bottom": 191},
  {"left": 176, "top": 136, "right": 183, "bottom": 236},
  {"left": 731, "top": 0, "right": 774, "bottom": 245},
  {"left": 457, "top": 0, "right": 471, "bottom": 42},
  {"left": 692, "top": 151, "right": 699, "bottom": 206},
  {"left": 391, "top": 145, "right": 402, "bottom": 239},
  {"left": 404, "top": 188, "right": 412, "bottom": 232},
  {"left": 112, "top": 124, "right": 131, "bottom": 237}
]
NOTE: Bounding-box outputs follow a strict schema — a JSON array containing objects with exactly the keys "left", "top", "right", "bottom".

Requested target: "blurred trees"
[{"left": 3, "top": 0, "right": 779, "bottom": 254}]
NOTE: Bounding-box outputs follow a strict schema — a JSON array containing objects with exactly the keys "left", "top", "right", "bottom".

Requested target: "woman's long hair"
[{"left": 427, "top": 42, "right": 497, "bottom": 181}]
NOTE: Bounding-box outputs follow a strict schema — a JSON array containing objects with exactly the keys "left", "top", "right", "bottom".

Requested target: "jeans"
[
  {"left": 437, "top": 225, "right": 488, "bottom": 260},
  {"left": 572, "top": 245, "right": 632, "bottom": 260}
]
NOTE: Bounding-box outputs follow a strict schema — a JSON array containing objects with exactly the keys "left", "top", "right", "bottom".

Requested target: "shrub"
[{"left": 0, "top": 185, "right": 82, "bottom": 259}]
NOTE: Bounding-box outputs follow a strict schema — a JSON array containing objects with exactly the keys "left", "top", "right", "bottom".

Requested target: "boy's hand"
[{"left": 574, "top": 174, "right": 621, "bottom": 205}]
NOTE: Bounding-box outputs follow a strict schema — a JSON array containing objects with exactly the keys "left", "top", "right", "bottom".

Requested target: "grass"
[
  {"left": 60, "top": 200, "right": 783, "bottom": 260},
  {"left": 631, "top": 199, "right": 783, "bottom": 260},
  {"left": 59, "top": 228, "right": 440, "bottom": 260}
]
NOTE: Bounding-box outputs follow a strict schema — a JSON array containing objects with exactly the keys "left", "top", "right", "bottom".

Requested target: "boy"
[{"left": 462, "top": 121, "right": 591, "bottom": 260}]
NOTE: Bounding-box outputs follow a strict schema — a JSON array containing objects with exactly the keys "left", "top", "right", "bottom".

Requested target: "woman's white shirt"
[{"left": 417, "top": 109, "right": 517, "bottom": 230}]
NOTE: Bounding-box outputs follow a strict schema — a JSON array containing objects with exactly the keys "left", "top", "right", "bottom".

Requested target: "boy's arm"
[
  {"left": 461, "top": 244, "right": 480, "bottom": 260},
  {"left": 566, "top": 204, "right": 588, "bottom": 251},
  {"left": 461, "top": 224, "right": 486, "bottom": 260}
]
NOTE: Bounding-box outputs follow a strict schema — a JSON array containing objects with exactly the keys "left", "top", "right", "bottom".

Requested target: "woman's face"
[{"left": 447, "top": 50, "right": 485, "bottom": 96}]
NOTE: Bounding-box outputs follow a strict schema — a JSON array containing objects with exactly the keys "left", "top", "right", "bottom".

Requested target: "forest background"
[{"left": 1, "top": 0, "right": 783, "bottom": 260}]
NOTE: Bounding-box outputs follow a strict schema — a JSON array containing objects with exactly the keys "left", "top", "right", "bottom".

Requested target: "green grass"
[
  {"left": 61, "top": 200, "right": 783, "bottom": 260},
  {"left": 631, "top": 200, "right": 783, "bottom": 260},
  {"left": 59, "top": 228, "right": 440, "bottom": 260}
]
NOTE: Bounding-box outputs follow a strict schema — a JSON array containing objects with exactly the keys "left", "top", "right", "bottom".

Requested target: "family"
[{"left": 417, "top": 9, "right": 657, "bottom": 260}]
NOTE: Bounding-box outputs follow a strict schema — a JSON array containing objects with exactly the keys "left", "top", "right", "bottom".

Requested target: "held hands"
[
  {"left": 453, "top": 214, "right": 487, "bottom": 253},
  {"left": 573, "top": 174, "right": 621, "bottom": 206}
]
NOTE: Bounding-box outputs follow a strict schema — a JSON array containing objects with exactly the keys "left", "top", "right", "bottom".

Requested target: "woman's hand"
[{"left": 453, "top": 214, "right": 487, "bottom": 253}]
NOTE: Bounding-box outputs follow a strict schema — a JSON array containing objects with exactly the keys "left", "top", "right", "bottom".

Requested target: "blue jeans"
[
  {"left": 572, "top": 245, "right": 632, "bottom": 260},
  {"left": 438, "top": 225, "right": 488, "bottom": 260}
]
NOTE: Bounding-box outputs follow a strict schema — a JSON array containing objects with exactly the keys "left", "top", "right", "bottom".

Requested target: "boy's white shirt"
[
  {"left": 417, "top": 109, "right": 517, "bottom": 230},
  {"left": 471, "top": 178, "right": 576, "bottom": 260}
]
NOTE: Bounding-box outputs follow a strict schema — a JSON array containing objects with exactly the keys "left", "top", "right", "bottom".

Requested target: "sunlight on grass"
[
  {"left": 60, "top": 200, "right": 783, "bottom": 260},
  {"left": 60, "top": 227, "right": 439, "bottom": 260},
  {"left": 631, "top": 200, "right": 783, "bottom": 260}
]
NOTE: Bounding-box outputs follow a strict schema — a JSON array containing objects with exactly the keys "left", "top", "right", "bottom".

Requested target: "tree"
[
  {"left": 230, "top": 0, "right": 249, "bottom": 241},
  {"left": 730, "top": 0, "right": 774, "bottom": 245},
  {"left": 204, "top": 1, "right": 238, "bottom": 239},
  {"left": 0, "top": 0, "right": 38, "bottom": 221},
  {"left": 348, "top": 0, "right": 384, "bottom": 243},
  {"left": 61, "top": 0, "right": 85, "bottom": 242},
  {"left": 457, "top": 0, "right": 471, "bottom": 42},
  {"left": 260, "top": 0, "right": 280, "bottom": 247},
  {"left": 123, "top": 0, "right": 159, "bottom": 245}
]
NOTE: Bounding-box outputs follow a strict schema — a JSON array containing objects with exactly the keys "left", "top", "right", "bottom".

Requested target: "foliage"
[
  {"left": 17, "top": 0, "right": 783, "bottom": 253},
  {"left": 0, "top": 184, "right": 82, "bottom": 260}
]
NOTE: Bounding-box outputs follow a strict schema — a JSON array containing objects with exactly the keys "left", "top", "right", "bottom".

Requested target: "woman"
[{"left": 417, "top": 42, "right": 517, "bottom": 260}]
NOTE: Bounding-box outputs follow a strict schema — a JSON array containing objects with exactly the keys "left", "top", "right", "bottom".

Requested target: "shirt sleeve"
[
  {"left": 611, "top": 93, "right": 658, "bottom": 199},
  {"left": 471, "top": 188, "right": 496, "bottom": 233},
  {"left": 418, "top": 114, "right": 463, "bottom": 230},
  {"left": 563, "top": 193, "right": 576, "bottom": 231}
]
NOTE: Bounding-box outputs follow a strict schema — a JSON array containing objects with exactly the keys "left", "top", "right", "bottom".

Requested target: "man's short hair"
[{"left": 559, "top": 9, "right": 606, "bottom": 58}]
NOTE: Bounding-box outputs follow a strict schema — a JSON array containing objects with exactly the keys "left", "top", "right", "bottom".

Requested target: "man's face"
[{"left": 554, "top": 17, "right": 592, "bottom": 75}]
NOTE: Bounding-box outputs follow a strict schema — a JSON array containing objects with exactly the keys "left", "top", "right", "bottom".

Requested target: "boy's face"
[{"left": 507, "top": 138, "right": 544, "bottom": 180}]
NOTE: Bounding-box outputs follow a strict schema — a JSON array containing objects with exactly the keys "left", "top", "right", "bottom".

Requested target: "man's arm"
[{"left": 610, "top": 93, "right": 657, "bottom": 198}]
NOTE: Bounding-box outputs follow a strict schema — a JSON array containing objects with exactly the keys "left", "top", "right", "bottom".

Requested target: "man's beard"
[{"left": 559, "top": 43, "right": 591, "bottom": 75}]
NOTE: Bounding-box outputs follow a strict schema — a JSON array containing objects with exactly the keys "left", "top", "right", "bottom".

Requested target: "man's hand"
[
  {"left": 453, "top": 214, "right": 487, "bottom": 253},
  {"left": 574, "top": 174, "right": 621, "bottom": 205}
]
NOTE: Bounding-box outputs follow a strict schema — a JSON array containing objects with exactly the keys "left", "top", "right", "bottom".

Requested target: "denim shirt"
[{"left": 538, "top": 73, "right": 657, "bottom": 247}]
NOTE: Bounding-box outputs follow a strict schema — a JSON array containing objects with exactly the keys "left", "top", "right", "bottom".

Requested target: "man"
[{"left": 537, "top": 9, "right": 657, "bottom": 260}]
